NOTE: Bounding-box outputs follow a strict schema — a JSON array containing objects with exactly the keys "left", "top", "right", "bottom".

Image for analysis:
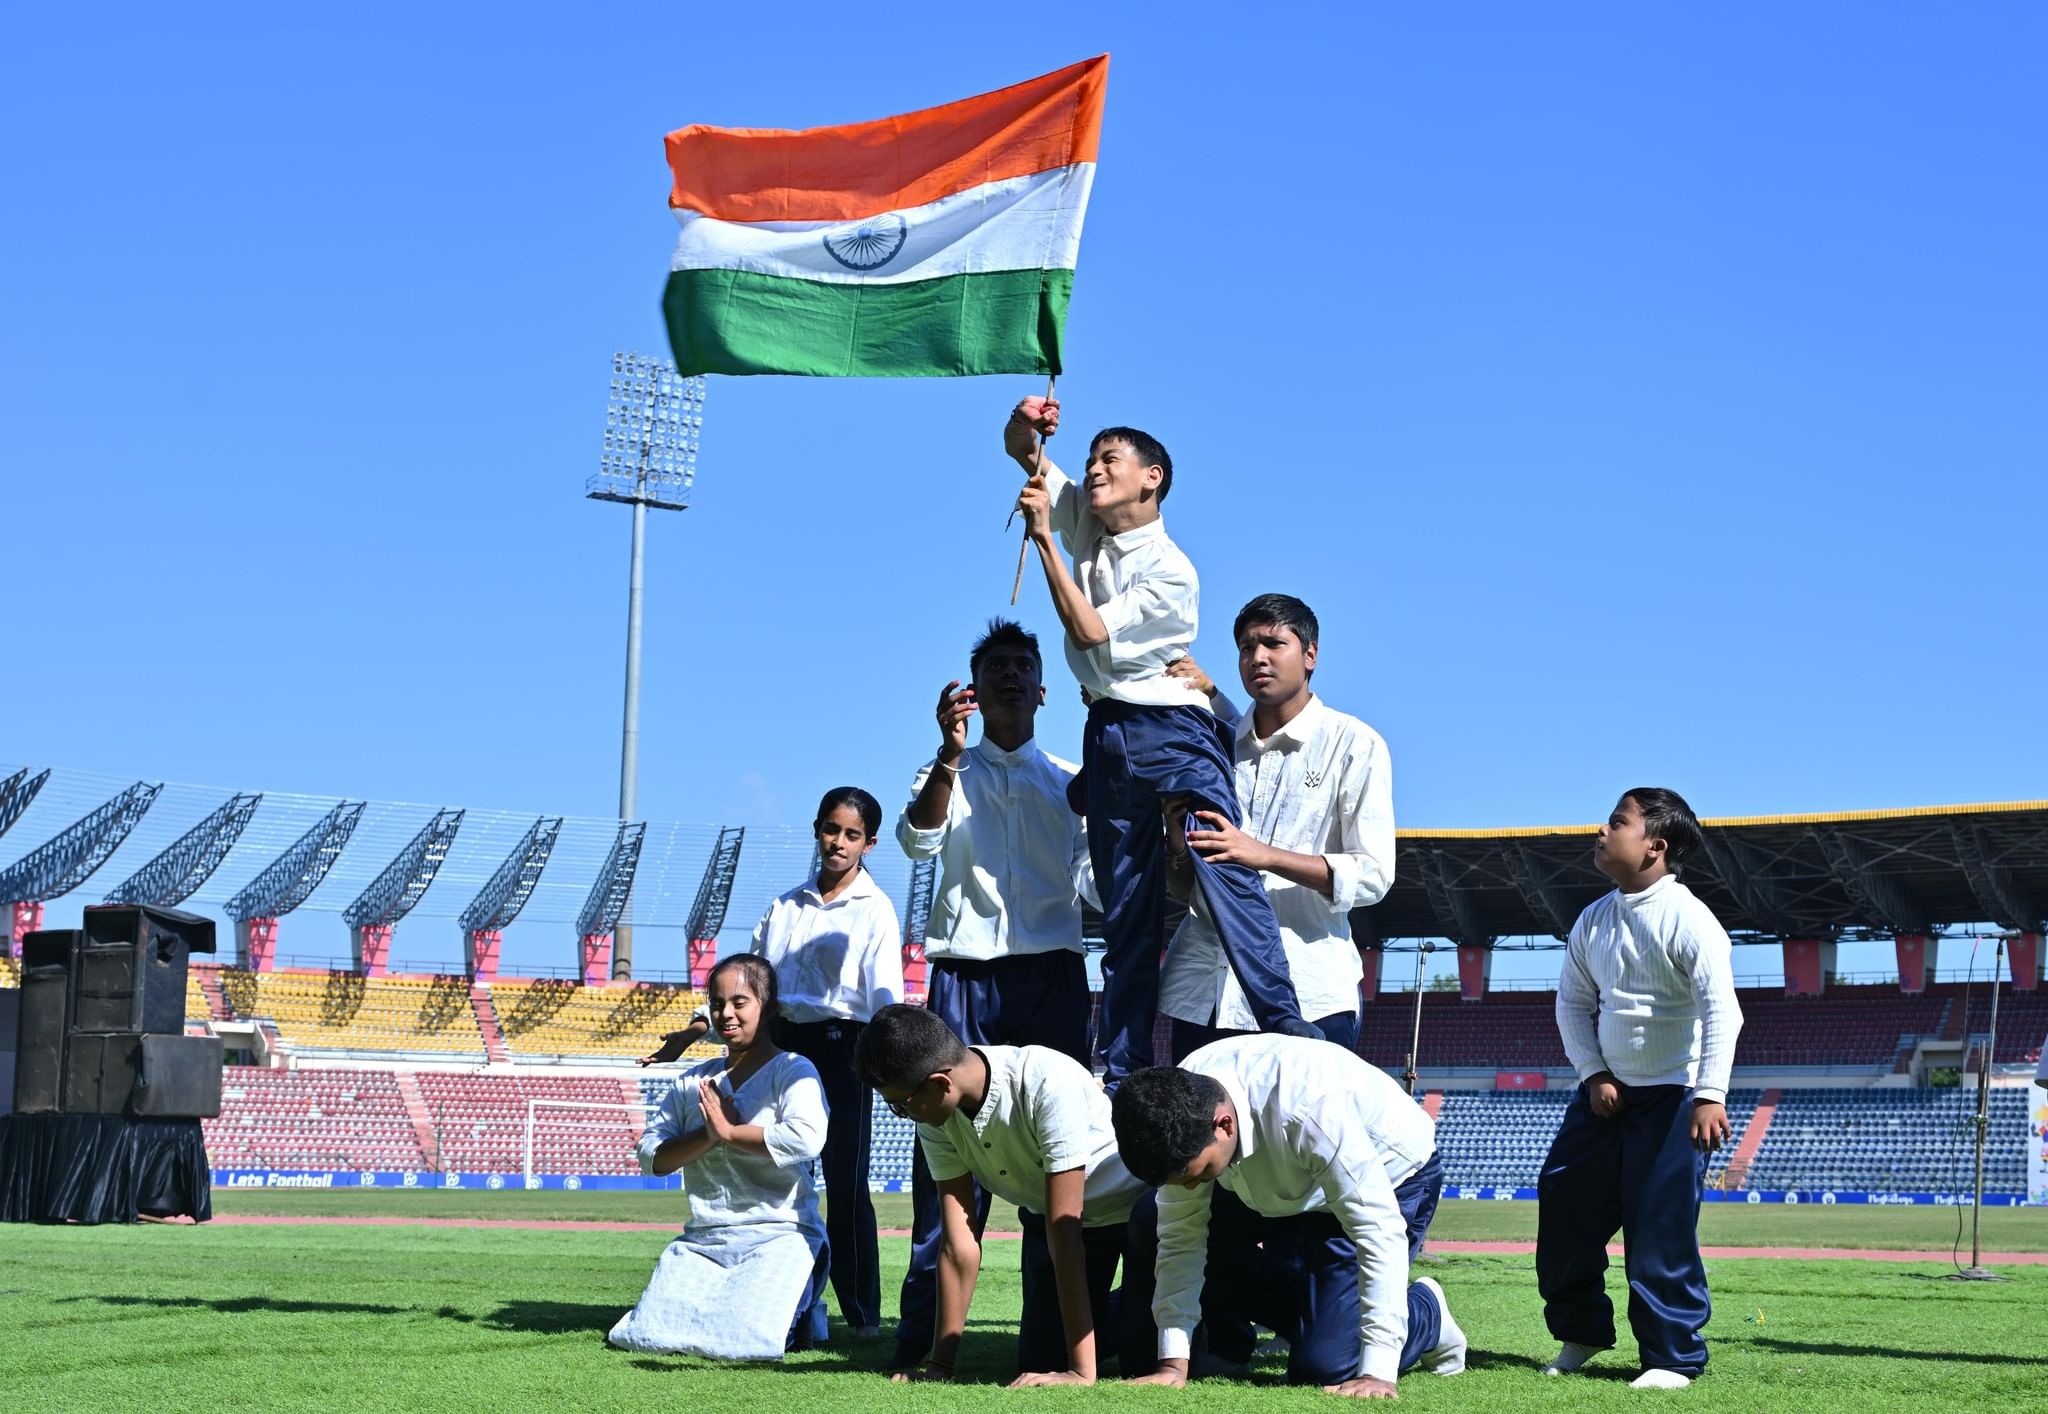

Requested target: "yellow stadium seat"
[
  {"left": 241, "top": 971, "right": 487, "bottom": 1055},
  {"left": 489, "top": 978, "right": 721, "bottom": 1061}
]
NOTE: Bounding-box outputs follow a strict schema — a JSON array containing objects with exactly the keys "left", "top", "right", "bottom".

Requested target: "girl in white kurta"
[{"left": 609, "top": 954, "right": 831, "bottom": 1359}]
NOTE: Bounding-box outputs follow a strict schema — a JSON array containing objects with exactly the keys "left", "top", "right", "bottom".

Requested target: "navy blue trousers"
[
  {"left": 1536, "top": 1082, "right": 1710, "bottom": 1376},
  {"left": 1083, "top": 699, "right": 1304, "bottom": 1088},
  {"left": 891, "top": 951, "right": 1093, "bottom": 1367},
  {"left": 776, "top": 1017, "right": 881, "bottom": 1331},
  {"left": 1015, "top": 1209, "right": 1148, "bottom": 1374},
  {"left": 1169, "top": 1011, "right": 1361, "bottom": 1066},
  {"left": 1124, "top": 1154, "right": 1446, "bottom": 1384}
]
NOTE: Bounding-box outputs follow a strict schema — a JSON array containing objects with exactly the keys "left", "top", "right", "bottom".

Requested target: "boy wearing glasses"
[{"left": 856, "top": 1004, "right": 1146, "bottom": 1386}]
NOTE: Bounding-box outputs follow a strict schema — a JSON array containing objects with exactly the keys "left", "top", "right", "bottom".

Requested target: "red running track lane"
[{"left": 203, "top": 1216, "right": 2048, "bottom": 1263}]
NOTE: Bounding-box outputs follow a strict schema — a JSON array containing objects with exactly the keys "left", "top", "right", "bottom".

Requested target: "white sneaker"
[
  {"left": 1630, "top": 1369, "right": 1693, "bottom": 1390},
  {"left": 1543, "top": 1341, "right": 1611, "bottom": 1376},
  {"left": 1414, "top": 1277, "right": 1466, "bottom": 1375}
]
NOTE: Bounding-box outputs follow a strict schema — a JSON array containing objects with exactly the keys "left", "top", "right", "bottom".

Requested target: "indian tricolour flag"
[{"left": 661, "top": 55, "right": 1107, "bottom": 378}]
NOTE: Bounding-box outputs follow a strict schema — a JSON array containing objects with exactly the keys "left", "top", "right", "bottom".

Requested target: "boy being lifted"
[{"left": 1007, "top": 396, "right": 1315, "bottom": 1088}]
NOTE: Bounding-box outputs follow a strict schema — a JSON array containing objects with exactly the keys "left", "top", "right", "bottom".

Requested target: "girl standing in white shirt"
[
  {"left": 751, "top": 785, "right": 905, "bottom": 1337},
  {"left": 609, "top": 953, "right": 830, "bottom": 1359}
]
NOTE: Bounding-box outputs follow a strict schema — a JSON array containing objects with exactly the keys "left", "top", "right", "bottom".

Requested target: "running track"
[{"left": 204, "top": 1215, "right": 2048, "bottom": 1264}]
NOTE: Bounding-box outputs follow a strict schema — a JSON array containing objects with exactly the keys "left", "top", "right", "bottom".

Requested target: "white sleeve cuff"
[
  {"left": 1359, "top": 1344, "right": 1400, "bottom": 1384},
  {"left": 1157, "top": 1327, "right": 1193, "bottom": 1361},
  {"left": 1693, "top": 1087, "right": 1727, "bottom": 1105}
]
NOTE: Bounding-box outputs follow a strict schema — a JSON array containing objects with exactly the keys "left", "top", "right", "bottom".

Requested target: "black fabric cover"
[{"left": 0, "top": 1112, "right": 212, "bottom": 1223}]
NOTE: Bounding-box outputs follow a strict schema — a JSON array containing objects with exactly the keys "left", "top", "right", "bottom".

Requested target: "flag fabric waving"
[{"left": 661, "top": 55, "right": 1107, "bottom": 378}]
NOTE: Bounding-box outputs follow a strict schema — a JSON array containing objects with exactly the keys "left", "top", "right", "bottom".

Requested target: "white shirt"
[
  {"left": 636, "top": 1051, "right": 827, "bottom": 1231},
  {"left": 750, "top": 869, "right": 905, "bottom": 1024},
  {"left": 1153, "top": 1035, "right": 1435, "bottom": 1384},
  {"left": 1557, "top": 873, "right": 1744, "bottom": 1103},
  {"left": 1161, "top": 697, "right": 1395, "bottom": 1029},
  {"left": 918, "top": 1045, "right": 1146, "bottom": 1226},
  {"left": 896, "top": 737, "right": 1096, "bottom": 962},
  {"left": 1041, "top": 457, "right": 1208, "bottom": 709}
]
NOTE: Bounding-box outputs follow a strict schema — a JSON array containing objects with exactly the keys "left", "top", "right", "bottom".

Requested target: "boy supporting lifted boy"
[
  {"left": 1007, "top": 396, "right": 1315, "bottom": 1087},
  {"left": 1159, "top": 594, "right": 1395, "bottom": 1060},
  {"left": 856, "top": 1004, "right": 1148, "bottom": 1385},
  {"left": 1111, "top": 1036, "right": 1464, "bottom": 1399},
  {"left": 1538, "top": 787, "right": 1744, "bottom": 1390}
]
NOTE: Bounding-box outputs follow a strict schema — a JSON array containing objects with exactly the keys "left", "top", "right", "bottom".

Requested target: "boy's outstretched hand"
[
  {"left": 1690, "top": 1099, "right": 1731, "bottom": 1152},
  {"left": 1006, "top": 396, "right": 1061, "bottom": 467},
  {"left": 1324, "top": 1376, "right": 1400, "bottom": 1399}
]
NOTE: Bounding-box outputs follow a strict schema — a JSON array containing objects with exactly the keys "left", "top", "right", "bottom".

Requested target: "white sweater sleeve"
[
  {"left": 1681, "top": 902, "right": 1742, "bottom": 1103},
  {"left": 1556, "top": 916, "right": 1607, "bottom": 1083}
]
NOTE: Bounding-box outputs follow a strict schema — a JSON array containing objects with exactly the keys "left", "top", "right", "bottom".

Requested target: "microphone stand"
[{"left": 1403, "top": 943, "right": 1435, "bottom": 1097}]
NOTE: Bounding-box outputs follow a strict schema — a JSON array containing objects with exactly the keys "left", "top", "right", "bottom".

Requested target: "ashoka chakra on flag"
[{"left": 660, "top": 56, "right": 1107, "bottom": 378}]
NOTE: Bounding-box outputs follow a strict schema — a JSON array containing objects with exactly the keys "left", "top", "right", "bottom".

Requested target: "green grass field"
[{"left": 4, "top": 1196, "right": 2044, "bottom": 1412}]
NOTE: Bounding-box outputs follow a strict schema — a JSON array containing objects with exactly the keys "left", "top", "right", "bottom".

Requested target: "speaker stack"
[{"left": 10, "top": 903, "right": 224, "bottom": 1119}]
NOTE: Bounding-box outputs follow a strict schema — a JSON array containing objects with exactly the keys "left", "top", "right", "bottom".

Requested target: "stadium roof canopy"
[{"left": 1356, "top": 801, "right": 2048, "bottom": 946}]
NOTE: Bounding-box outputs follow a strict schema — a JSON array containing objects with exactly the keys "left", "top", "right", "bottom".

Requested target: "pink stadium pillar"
[
  {"left": 1456, "top": 945, "right": 1491, "bottom": 1002},
  {"left": 352, "top": 923, "right": 393, "bottom": 977},
  {"left": 1894, "top": 933, "right": 1935, "bottom": 993},
  {"left": 1782, "top": 937, "right": 1833, "bottom": 996},
  {"left": 581, "top": 933, "right": 612, "bottom": 987},
  {"left": 8, "top": 900, "right": 44, "bottom": 958},
  {"left": 903, "top": 941, "right": 928, "bottom": 1000},
  {"left": 1357, "top": 945, "right": 1384, "bottom": 1004},
  {"left": 688, "top": 937, "right": 717, "bottom": 988},
  {"left": 2011, "top": 933, "right": 2041, "bottom": 993},
  {"left": 465, "top": 929, "right": 502, "bottom": 984},
  {"left": 236, "top": 917, "right": 278, "bottom": 972}
]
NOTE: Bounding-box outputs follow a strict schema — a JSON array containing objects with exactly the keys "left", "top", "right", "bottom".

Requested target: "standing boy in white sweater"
[{"left": 1537, "top": 787, "right": 1743, "bottom": 1391}]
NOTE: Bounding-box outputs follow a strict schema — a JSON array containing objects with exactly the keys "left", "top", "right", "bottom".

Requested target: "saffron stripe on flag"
[
  {"left": 665, "top": 55, "right": 1107, "bottom": 222},
  {"left": 662, "top": 267, "right": 1073, "bottom": 378}
]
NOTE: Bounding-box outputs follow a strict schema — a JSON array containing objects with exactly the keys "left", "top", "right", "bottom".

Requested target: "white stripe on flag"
[{"left": 669, "top": 164, "right": 1095, "bottom": 287}]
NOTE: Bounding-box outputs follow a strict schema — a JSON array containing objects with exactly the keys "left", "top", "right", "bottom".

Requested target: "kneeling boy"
[
  {"left": 857, "top": 1004, "right": 1147, "bottom": 1385},
  {"left": 1112, "top": 1035, "right": 1464, "bottom": 1398}
]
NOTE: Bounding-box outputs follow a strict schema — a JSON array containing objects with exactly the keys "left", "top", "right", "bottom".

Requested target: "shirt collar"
[
  {"left": 1620, "top": 873, "right": 1678, "bottom": 907},
  {"left": 1100, "top": 519, "right": 1167, "bottom": 553},
  {"left": 1239, "top": 694, "right": 1325, "bottom": 750},
  {"left": 971, "top": 736, "right": 1040, "bottom": 767},
  {"left": 800, "top": 867, "right": 884, "bottom": 908},
  {"left": 962, "top": 1047, "right": 1014, "bottom": 1140}
]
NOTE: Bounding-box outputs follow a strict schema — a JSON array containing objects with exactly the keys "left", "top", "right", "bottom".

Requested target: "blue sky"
[{"left": 4, "top": 6, "right": 2042, "bottom": 982}]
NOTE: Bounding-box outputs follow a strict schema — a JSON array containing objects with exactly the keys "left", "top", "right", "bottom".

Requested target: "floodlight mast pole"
[{"left": 587, "top": 353, "right": 705, "bottom": 984}]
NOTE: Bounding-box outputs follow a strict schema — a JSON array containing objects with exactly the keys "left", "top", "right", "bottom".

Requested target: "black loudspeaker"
[
  {"left": 130, "top": 1034, "right": 224, "bottom": 1118},
  {"left": 14, "top": 929, "right": 79, "bottom": 1114},
  {"left": 71, "top": 904, "right": 216, "bottom": 1037},
  {"left": 62, "top": 1032, "right": 144, "bottom": 1115},
  {"left": 0, "top": 983, "right": 17, "bottom": 1117}
]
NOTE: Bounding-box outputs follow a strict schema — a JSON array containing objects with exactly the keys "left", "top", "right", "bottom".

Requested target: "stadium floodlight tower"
[
  {"left": 683, "top": 826, "right": 746, "bottom": 986},
  {"left": 586, "top": 352, "right": 705, "bottom": 982},
  {"left": 0, "top": 780, "right": 162, "bottom": 955},
  {"left": 457, "top": 816, "right": 563, "bottom": 984},
  {"left": 104, "top": 792, "right": 263, "bottom": 907},
  {"left": 342, "top": 808, "right": 465, "bottom": 977},
  {"left": 576, "top": 821, "right": 647, "bottom": 987},
  {"left": 225, "top": 800, "right": 367, "bottom": 970}
]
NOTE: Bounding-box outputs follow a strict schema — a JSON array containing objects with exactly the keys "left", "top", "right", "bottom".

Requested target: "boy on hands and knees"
[
  {"left": 1538, "top": 788, "right": 1743, "bottom": 1391},
  {"left": 1111, "top": 1036, "right": 1464, "bottom": 1400},
  {"left": 1007, "top": 397, "right": 1316, "bottom": 1090},
  {"left": 1159, "top": 595, "right": 1394, "bottom": 1061},
  {"left": 857, "top": 1005, "right": 1147, "bottom": 1387},
  {"left": 889, "top": 618, "right": 1098, "bottom": 1370}
]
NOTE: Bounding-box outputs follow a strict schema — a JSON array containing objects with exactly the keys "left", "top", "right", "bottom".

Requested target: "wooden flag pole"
[{"left": 1009, "top": 374, "right": 1058, "bottom": 605}]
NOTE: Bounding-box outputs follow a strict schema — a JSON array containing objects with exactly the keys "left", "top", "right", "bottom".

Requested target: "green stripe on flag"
[{"left": 662, "top": 267, "right": 1073, "bottom": 377}]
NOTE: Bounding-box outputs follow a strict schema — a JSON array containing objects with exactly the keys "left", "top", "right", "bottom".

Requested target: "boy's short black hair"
[
  {"left": 1110, "top": 1066, "right": 1227, "bottom": 1186},
  {"left": 855, "top": 1003, "right": 969, "bottom": 1091},
  {"left": 1089, "top": 426, "right": 1174, "bottom": 504},
  {"left": 1232, "top": 594, "right": 1320, "bottom": 653},
  {"left": 969, "top": 617, "right": 1042, "bottom": 678},
  {"left": 1626, "top": 786, "right": 1704, "bottom": 875}
]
